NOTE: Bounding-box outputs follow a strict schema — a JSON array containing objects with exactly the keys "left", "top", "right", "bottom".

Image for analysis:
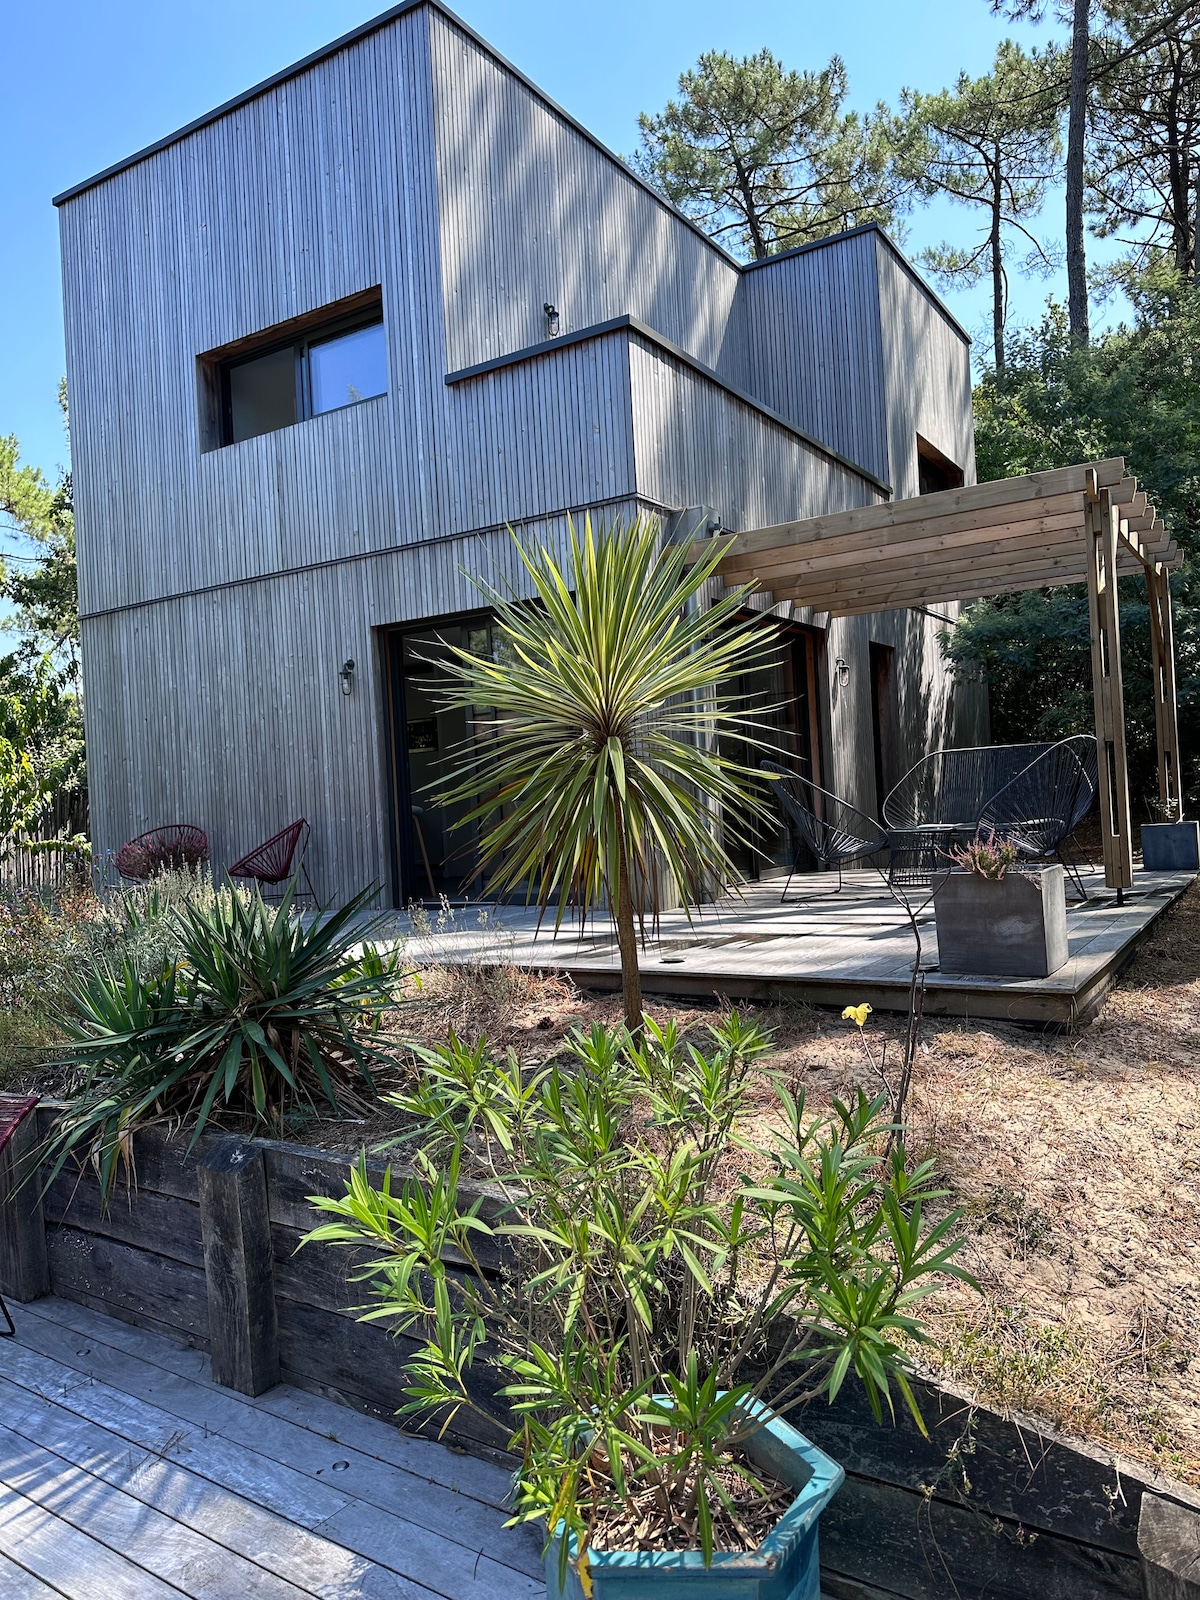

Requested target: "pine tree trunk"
[
  {"left": 991, "top": 148, "right": 1006, "bottom": 374},
  {"left": 614, "top": 831, "right": 644, "bottom": 1038},
  {"left": 1066, "top": 0, "right": 1090, "bottom": 344}
]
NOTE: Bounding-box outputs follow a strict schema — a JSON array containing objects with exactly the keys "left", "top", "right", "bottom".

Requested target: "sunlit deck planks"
[
  {"left": 392, "top": 868, "right": 1196, "bottom": 1025},
  {"left": 0, "top": 1296, "right": 543, "bottom": 1600}
]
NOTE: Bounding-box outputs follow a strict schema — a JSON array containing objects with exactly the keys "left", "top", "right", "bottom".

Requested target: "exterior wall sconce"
[
  {"left": 339, "top": 659, "right": 355, "bottom": 696},
  {"left": 834, "top": 657, "right": 851, "bottom": 688},
  {"left": 544, "top": 302, "right": 560, "bottom": 337}
]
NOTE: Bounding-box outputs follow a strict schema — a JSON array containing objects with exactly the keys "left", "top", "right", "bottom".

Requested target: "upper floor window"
[{"left": 200, "top": 290, "right": 386, "bottom": 450}]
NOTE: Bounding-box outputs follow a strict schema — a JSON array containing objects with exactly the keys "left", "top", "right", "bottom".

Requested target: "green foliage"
[
  {"left": 902, "top": 41, "right": 1062, "bottom": 367},
  {"left": 0, "top": 652, "right": 85, "bottom": 840},
  {"left": 0, "top": 396, "right": 83, "bottom": 847},
  {"left": 633, "top": 49, "right": 915, "bottom": 261},
  {"left": 1089, "top": 1, "right": 1200, "bottom": 282},
  {"left": 47, "top": 882, "right": 404, "bottom": 1198},
  {"left": 0, "top": 389, "right": 78, "bottom": 660},
  {"left": 303, "top": 1016, "right": 974, "bottom": 1567},
  {"left": 951, "top": 291, "right": 1200, "bottom": 806},
  {"left": 431, "top": 514, "right": 775, "bottom": 1032}
]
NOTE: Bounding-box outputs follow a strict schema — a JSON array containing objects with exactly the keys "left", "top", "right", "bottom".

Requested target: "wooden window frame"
[{"left": 197, "top": 287, "right": 385, "bottom": 452}]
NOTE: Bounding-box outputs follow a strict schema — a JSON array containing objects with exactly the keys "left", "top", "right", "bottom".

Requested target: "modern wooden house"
[{"left": 55, "top": 0, "right": 988, "bottom": 906}]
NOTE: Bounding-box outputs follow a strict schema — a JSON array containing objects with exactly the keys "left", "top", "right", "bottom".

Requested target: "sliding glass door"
[{"left": 384, "top": 615, "right": 509, "bottom": 905}]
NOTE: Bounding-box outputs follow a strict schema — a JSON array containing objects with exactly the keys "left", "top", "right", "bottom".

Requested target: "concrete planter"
[
  {"left": 1141, "top": 821, "right": 1200, "bottom": 872},
  {"left": 545, "top": 1404, "right": 844, "bottom": 1600},
  {"left": 934, "top": 865, "right": 1069, "bottom": 978}
]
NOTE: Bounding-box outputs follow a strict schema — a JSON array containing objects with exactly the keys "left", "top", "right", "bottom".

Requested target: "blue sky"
[{"left": 3, "top": 0, "right": 1117, "bottom": 489}]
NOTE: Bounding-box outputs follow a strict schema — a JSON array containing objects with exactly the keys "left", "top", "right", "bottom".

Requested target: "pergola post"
[
  {"left": 1146, "top": 562, "right": 1182, "bottom": 820},
  {"left": 1085, "top": 482, "right": 1135, "bottom": 893}
]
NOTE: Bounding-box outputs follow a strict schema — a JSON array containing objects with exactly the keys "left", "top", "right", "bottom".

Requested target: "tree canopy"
[
  {"left": 0, "top": 393, "right": 85, "bottom": 845},
  {"left": 632, "top": 49, "right": 916, "bottom": 260},
  {"left": 947, "top": 274, "right": 1200, "bottom": 805},
  {"left": 902, "top": 41, "right": 1063, "bottom": 369}
]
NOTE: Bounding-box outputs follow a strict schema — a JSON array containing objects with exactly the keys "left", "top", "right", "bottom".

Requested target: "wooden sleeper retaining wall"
[{"left": 4, "top": 1111, "right": 1199, "bottom": 1599}]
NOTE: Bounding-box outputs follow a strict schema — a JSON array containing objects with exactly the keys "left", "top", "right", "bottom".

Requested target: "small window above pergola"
[{"left": 695, "top": 459, "right": 1183, "bottom": 893}]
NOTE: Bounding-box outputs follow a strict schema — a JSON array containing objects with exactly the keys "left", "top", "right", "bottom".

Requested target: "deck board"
[
  {"left": 386, "top": 868, "right": 1195, "bottom": 1024},
  {"left": 0, "top": 1298, "right": 542, "bottom": 1600}
]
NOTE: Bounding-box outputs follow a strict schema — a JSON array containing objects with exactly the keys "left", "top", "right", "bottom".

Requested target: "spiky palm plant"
[{"left": 434, "top": 513, "right": 772, "bottom": 1032}]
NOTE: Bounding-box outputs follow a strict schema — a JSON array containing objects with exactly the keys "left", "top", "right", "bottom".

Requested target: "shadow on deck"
[{"left": 383, "top": 868, "right": 1197, "bottom": 1027}]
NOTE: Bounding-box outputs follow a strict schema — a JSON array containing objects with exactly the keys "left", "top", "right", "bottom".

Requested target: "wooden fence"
[{"left": 3, "top": 1113, "right": 1199, "bottom": 1599}]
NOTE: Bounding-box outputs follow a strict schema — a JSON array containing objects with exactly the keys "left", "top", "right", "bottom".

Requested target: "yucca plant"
[
  {"left": 47, "top": 880, "right": 403, "bottom": 1198},
  {"left": 434, "top": 512, "right": 774, "bottom": 1032}
]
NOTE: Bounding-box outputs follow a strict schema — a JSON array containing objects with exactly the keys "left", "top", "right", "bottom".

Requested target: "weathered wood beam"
[
  {"left": 1087, "top": 489, "right": 1135, "bottom": 892},
  {"left": 1146, "top": 564, "right": 1183, "bottom": 822},
  {"left": 756, "top": 529, "right": 1095, "bottom": 593},
  {"left": 1139, "top": 1493, "right": 1200, "bottom": 1599},
  {"left": 197, "top": 1139, "right": 279, "bottom": 1397},
  {"left": 781, "top": 551, "right": 1148, "bottom": 616},
  {"left": 715, "top": 502, "right": 1087, "bottom": 578},
  {"left": 689, "top": 459, "right": 1133, "bottom": 565},
  {"left": 0, "top": 1115, "right": 48, "bottom": 1305},
  {"left": 770, "top": 545, "right": 1108, "bottom": 606}
]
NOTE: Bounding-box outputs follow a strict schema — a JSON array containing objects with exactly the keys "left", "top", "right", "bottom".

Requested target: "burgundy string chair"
[
  {"left": 0, "top": 1094, "right": 39, "bottom": 1336},
  {"left": 228, "top": 819, "right": 317, "bottom": 904},
  {"left": 114, "top": 824, "right": 209, "bottom": 881}
]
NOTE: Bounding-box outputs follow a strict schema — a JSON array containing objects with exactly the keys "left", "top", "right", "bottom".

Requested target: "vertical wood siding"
[
  {"left": 874, "top": 235, "right": 976, "bottom": 497},
  {"left": 628, "top": 337, "right": 881, "bottom": 531},
  {"left": 428, "top": 11, "right": 740, "bottom": 376},
  {"left": 719, "top": 230, "right": 890, "bottom": 486},
  {"left": 60, "top": 3, "right": 980, "bottom": 901}
]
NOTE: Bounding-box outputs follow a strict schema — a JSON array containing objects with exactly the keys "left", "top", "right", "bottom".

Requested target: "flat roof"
[{"left": 50, "top": 0, "right": 965, "bottom": 337}]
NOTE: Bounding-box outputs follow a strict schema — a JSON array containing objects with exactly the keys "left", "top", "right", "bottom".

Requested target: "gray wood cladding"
[
  {"left": 429, "top": 9, "right": 739, "bottom": 376},
  {"left": 719, "top": 229, "right": 891, "bottom": 486},
  {"left": 58, "top": 1, "right": 979, "bottom": 902}
]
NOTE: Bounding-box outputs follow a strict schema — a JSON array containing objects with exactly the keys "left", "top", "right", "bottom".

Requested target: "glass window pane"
[
  {"left": 227, "top": 347, "right": 297, "bottom": 443},
  {"left": 309, "top": 322, "right": 387, "bottom": 415}
]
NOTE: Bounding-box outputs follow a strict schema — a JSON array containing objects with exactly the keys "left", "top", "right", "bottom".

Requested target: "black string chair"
[
  {"left": 761, "top": 762, "right": 888, "bottom": 898},
  {"left": 882, "top": 743, "right": 1059, "bottom": 833},
  {"left": 976, "top": 734, "right": 1099, "bottom": 899}
]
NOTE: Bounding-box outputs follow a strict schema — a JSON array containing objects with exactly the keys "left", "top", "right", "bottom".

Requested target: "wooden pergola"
[{"left": 694, "top": 459, "right": 1183, "bottom": 893}]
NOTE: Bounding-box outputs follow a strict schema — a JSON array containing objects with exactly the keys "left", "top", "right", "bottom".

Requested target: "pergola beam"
[
  {"left": 1086, "top": 486, "right": 1135, "bottom": 892},
  {"left": 1147, "top": 562, "right": 1182, "bottom": 820},
  {"left": 695, "top": 455, "right": 1183, "bottom": 895},
  {"left": 694, "top": 457, "right": 1139, "bottom": 569}
]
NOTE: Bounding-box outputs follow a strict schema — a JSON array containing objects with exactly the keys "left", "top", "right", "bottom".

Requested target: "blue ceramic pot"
[{"left": 544, "top": 1402, "right": 844, "bottom": 1600}]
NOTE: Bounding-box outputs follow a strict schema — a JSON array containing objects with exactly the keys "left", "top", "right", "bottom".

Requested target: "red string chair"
[
  {"left": 228, "top": 819, "right": 317, "bottom": 903},
  {"left": 115, "top": 825, "right": 209, "bottom": 881},
  {"left": 0, "top": 1094, "right": 39, "bottom": 1336}
]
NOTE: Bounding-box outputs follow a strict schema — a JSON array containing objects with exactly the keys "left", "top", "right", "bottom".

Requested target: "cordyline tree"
[
  {"left": 433, "top": 514, "right": 772, "bottom": 1033},
  {"left": 902, "top": 41, "right": 1062, "bottom": 370},
  {"left": 632, "top": 49, "right": 916, "bottom": 260}
]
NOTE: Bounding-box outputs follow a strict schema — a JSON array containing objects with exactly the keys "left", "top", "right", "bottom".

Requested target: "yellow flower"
[{"left": 842, "top": 1002, "right": 873, "bottom": 1028}]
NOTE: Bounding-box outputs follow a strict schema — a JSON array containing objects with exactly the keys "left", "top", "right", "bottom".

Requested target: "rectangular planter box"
[
  {"left": 1141, "top": 821, "right": 1200, "bottom": 872},
  {"left": 934, "top": 864, "right": 1069, "bottom": 977}
]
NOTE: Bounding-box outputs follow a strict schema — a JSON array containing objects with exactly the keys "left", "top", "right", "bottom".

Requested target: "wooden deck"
[
  {"left": 396, "top": 867, "right": 1196, "bottom": 1025},
  {"left": 0, "top": 1295, "right": 544, "bottom": 1600}
]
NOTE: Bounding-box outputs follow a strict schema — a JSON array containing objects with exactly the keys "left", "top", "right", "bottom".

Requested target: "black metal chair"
[
  {"left": 761, "top": 762, "right": 888, "bottom": 897},
  {"left": 882, "top": 742, "right": 1060, "bottom": 887},
  {"left": 976, "top": 735, "right": 1099, "bottom": 899}
]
